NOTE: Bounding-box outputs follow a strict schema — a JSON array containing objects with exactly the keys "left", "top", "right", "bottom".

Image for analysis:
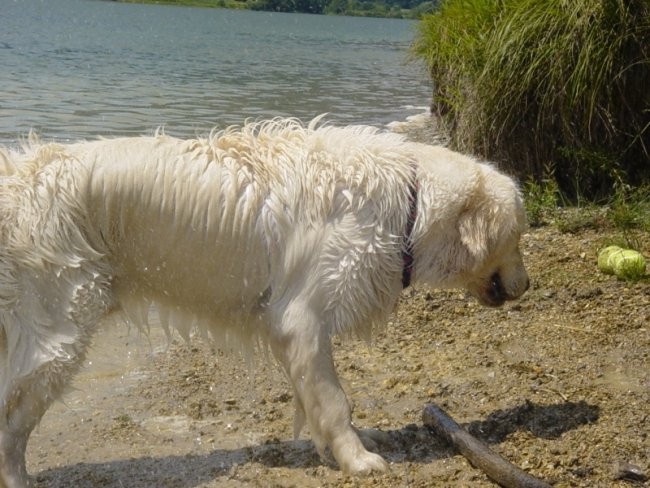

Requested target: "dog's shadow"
[{"left": 34, "top": 400, "right": 598, "bottom": 487}]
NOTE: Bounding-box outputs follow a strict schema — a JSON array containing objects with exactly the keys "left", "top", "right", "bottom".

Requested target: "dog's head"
[
  {"left": 462, "top": 228, "right": 528, "bottom": 307},
  {"left": 413, "top": 151, "right": 529, "bottom": 307},
  {"left": 457, "top": 165, "right": 529, "bottom": 306}
]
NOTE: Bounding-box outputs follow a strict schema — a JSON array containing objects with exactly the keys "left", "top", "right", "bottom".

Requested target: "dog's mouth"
[
  {"left": 473, "top": 272, "right": 507, "bottom": 307},
  {"left": 473, "top": 271, "right": 530, "bottom": 307},
  {"left": 485, "top": 272, "right": 507, "bottom": 306}
]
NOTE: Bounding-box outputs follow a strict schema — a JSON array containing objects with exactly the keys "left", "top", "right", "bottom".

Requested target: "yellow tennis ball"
[
  {"left": 598, "top": 245, "right": 622, "bottom": 274},
  {"left": 611, "top": 249, "right": 647, "bottom": 280}
]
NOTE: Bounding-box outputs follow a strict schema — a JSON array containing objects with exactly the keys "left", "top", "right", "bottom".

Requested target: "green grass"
[
  {"left": 607, "top": 185, "right": 650, "bottom": 233},
  {"left": 523, "top": 177, "right": 650, "bottom": 249},
  {"left": 523, "top": 174, "right": 559, "bottom": 228},
  {"left": 413, "top": 0, "right": 650, "bottom": 201},
  {"left": 118, "top": 0, "right": 249, "bottom": 8}
]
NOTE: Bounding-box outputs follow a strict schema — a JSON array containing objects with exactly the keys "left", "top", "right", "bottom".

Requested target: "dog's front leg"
[
  {"left": 0, "top": 329, "right": 92, "bottom": 488},
  {"left": 0, "top": 424, "right": 30, "bottom": 488},
  {"left": 0, "top": 373, "right": 55, "bottom": 488},
  {"left": 270, "top": 299, "right": 388, "bottom": 475}
]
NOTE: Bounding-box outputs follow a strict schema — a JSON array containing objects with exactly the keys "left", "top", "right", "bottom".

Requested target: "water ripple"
[{"left": 0, "top": 0, "right": 431, "bottom": 145}]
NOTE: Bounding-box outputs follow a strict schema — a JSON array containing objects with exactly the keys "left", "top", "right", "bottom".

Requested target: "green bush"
[
  {"left": 607, "top": 185, "right": 650, "bottom": 232},
  {"left": 413, "top": 0, "right": 650, "bottom": 201},
  {"left": 524, "top": 175, "right": 559, "bottom": 227},
  {"left": 250, "top": 0, "right": 327, "bottom": 13}
]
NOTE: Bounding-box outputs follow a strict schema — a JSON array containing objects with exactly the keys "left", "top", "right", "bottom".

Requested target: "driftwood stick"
[{"left": 423, "top": 404, "right": 552, "bottom": 488}]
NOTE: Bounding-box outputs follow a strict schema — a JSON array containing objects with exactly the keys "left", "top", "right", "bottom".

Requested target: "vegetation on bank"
[
  {"left": 413, "top": 0, "right": 650, "bottom": 203},
  {"left": 525, "top": 175, "right": 650, "bottom": 233},
  {"left": 115, "top": 0, "right": 438, "bottom": 18}
]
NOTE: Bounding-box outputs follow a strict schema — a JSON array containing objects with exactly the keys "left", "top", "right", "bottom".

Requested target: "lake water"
[{"left": 0, "top": 0, "right": 431, "bottom": 145}]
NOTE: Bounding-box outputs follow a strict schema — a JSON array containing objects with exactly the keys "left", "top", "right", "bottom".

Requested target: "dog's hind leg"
[{"left": 269, "top": 299, "right": 388, "bottom": 475}]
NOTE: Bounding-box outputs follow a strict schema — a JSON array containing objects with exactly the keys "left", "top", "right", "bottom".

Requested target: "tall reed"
[{"left": 413, "top": 0, "right": 650, "bottom": 201}]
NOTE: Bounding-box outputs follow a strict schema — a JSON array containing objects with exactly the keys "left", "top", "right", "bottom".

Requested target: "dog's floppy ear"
[
  {"left": 458, "top": 197, "right": 494, "bottom": 264},
  {"left": 458, "top": 167, "right": 512, "bottom": 264},
  {"left": 458, "top": 169, "right": 520, "bottom": 265}
]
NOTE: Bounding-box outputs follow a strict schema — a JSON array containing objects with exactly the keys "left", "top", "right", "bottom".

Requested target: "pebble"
[{"left": 613, "top": 461, "right": 648, "bottom": 482}]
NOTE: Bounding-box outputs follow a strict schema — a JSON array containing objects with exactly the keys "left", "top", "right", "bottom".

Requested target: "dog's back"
[{"left": 69, "top": 123, "right": 413, "bottom": 339}]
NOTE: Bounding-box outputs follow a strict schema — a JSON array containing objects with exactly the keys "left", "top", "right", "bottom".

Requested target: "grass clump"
[
  {"left": 413, "top": 0, "right": 650, "bottom": 201},
  {"left": 523, "top": 176, "right": 650, "bottom": 244},
  {"left": 523, "top": 174, "right": 559, "bottom": 227},
  {"left": 607, "top": 185, "right": 650, "bottom": 232}
]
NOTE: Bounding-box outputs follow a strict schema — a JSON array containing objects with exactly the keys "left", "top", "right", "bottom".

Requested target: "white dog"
[{"left": 0, "top": 118, "right": 528, "bottom": 487}]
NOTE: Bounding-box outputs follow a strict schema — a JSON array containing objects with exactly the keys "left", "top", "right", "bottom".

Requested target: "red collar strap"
[{"left": 401, "top": 180, "right": 418, "bottom": 288}]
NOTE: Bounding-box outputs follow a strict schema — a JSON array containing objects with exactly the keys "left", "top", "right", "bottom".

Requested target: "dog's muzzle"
[{"left": 480, "top": 272, "right": 529, "bottom": 307}]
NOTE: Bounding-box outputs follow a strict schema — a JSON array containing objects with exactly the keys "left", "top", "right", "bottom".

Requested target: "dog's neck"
[{"left": 401, "top": 179, "right": 418, "bottom": 288}]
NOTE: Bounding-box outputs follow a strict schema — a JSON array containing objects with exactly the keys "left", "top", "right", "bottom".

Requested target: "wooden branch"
[{"left": 423, "top": 404, "right": 552, "bottom": 488}]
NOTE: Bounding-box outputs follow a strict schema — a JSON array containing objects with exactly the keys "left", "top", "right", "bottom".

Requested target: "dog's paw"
[{"left": 341, "top": 450, "right": 388, "bottom": 475}]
